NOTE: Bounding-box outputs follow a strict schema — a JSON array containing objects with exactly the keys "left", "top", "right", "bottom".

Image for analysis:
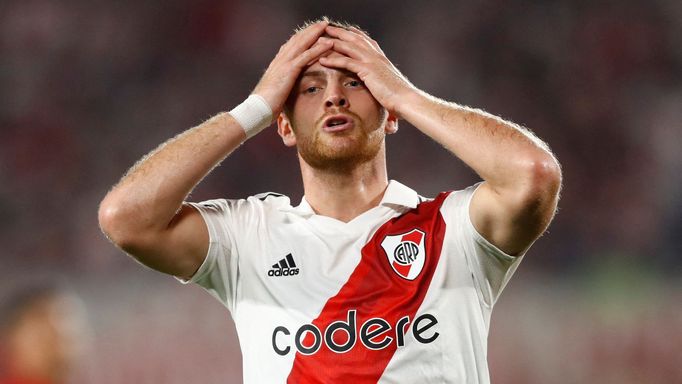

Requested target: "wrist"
[
  {"left": 394, "top": 86, "right": 425, "bottom": 119},
  {"left": 228, "top": 94, "right": 273, "bottom": 139}
]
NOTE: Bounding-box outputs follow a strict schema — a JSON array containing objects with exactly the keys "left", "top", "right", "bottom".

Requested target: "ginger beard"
[{"left": 291, "top": 109, "right": 388, "bottom": 171}]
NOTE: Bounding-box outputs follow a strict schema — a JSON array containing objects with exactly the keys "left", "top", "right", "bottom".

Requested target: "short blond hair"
[{"left": 296, "top": 16, "right": 369, "bottom": 36}]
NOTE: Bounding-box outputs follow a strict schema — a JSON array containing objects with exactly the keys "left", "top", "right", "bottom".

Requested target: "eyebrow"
[{"left": 300, "top": 69, "right": 359, "bottom": 79}]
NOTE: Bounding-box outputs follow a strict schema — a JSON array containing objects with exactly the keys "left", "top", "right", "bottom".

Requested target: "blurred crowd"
[
  {"left": 1, "top": 0, "right": 680, "bottom": 382},
  {"left": 1, "top": 0, "right": 680, "bottom": 275}
]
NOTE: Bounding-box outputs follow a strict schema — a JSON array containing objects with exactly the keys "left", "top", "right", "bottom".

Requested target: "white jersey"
[{"left": 178, "top": 180, "right": 525, "bottom": 383}]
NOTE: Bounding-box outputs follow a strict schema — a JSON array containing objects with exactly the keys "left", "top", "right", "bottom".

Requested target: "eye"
[
  {"left": 346, "top": 80, "right": 363, "bottom": 88},
  {"left": 304, "top": 86, "right": 321, "bottom": 94}
]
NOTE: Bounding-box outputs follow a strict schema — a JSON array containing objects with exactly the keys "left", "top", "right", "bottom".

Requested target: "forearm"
[
  {"left": 99, "top": 112, "right": 245, "bottom": 238},
  {"left": 398, "top": 90, "right": 559, "bottom": 193}
]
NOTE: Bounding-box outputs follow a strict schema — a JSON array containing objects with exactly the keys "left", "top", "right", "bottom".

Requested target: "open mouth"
[{"left": 323, "top": 115, "right": 353, "bottom": 132}]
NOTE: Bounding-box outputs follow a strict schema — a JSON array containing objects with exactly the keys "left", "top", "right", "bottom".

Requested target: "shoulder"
[
  {"left": 415, "top": 183, "right": 483, "bottom": 225},
  {"left": 189, "top": 192, "right": 293, "bottom": 217},
  {"left": 440, "top": 182, "right": 483, "bottom": 208},
  {"left": 251, "top": 191, "right": 291, "bottom": 205},
  {"left": 410, "top": 183, "right": 481, "bottom": 211}
]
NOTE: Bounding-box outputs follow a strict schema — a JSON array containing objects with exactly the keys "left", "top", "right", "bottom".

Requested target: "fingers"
[
  {"left": 347, "top": 26, "right": 384, "bottom": 53},
  {"left": 327, "top": 38, "right": 366, "bottom": 60},
  {"left": 324, "top": 25, "right": 377, "bottom": 52},
  {"left": 283, "top": 21, "right": 329, "bottom": 58},
  {"left": 318, "top": 54, "right": 363, "bottom": 74},
  {"left": 296, "top": 39, "right": 334, "bottom": 67}
]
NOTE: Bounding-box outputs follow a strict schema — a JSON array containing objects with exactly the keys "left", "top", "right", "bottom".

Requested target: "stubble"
[{"left": 295, "top": 110, "right": 387, "bottom": 172}]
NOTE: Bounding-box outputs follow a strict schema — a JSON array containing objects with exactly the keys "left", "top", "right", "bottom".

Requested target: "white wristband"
[{"left": 228, "top": 94, "right": 273, "bottom": 139}]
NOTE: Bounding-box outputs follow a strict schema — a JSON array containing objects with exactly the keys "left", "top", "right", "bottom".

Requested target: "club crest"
[{"left": 381, "top": 229, "right": 426, "bottom": 280}]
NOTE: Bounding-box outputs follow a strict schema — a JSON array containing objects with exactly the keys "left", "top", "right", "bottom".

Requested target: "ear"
[
  {"left": 277, "top": 112, "right": 297, "bottom": 147},
  {"left": 384, "top": 112, "right": 399, "bottom": 134}
]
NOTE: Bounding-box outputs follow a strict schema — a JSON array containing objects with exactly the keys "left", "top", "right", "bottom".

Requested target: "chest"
[{"left": 235, "top": 202, "right": 452, "bottom": 321}]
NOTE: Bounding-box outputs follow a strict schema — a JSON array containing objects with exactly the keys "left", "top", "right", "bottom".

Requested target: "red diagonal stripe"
[
  {"left": 392, "top": 260, "right": 412, "bottom": 277},
  {"left": 287, "top": 192, "right": 450, "bottom": 383},
  {"left": 401, "top": 230, "right": 423, "bottom": 244}
]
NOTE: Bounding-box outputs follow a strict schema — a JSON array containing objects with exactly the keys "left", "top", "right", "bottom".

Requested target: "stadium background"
[{"left": 1, "top": 0, "right": 680, "bottom": 382}]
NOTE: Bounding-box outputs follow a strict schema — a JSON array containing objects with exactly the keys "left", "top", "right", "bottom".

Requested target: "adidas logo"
[{"left": 267, "top": 254, "right": 300, "bottom": 277}]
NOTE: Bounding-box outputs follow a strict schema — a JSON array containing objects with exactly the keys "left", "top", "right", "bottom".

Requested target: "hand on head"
[
  {"left": 252, "top": 21, "right": 333, "bottom": 116},
  {"left": 315, "top": 25, "right": 416, "bottom": 118},
  {"left": 253, "top": 20, "right": 415, "bottom": 120}
]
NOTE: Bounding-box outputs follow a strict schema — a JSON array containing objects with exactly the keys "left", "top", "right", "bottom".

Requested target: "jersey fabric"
[{"left": 178, "top": 180, "right": 525, "bottom": 383}]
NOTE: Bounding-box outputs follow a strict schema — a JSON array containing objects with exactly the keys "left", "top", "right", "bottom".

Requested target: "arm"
[
  {"left": 98, "top": 113, "right": 244, "bottom": 280},
  {"left": 98, "top": 21, "right": 333, "bottom": 280},
  {"left": 320, "top": 26, "right": 562, "bottom": 255},
  {"left": 398, "top": 93, "right": 562, "bottom": 255}
]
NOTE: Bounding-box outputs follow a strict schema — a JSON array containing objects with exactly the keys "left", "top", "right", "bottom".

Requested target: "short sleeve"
[
  {"left": 441, "top": 183, "right": 527, "bottom": 308},
  {"left": 175, "top": 199, "right": 240, "bottom": 313}
]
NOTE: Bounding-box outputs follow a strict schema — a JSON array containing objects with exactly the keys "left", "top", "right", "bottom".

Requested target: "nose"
[{"left": 324, "top": 84, "right": 348, "bottom": 108}]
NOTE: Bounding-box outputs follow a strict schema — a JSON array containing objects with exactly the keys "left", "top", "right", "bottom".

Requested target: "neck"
[{"left": 299, "top": 147, "right": 389, "bottom": 223}]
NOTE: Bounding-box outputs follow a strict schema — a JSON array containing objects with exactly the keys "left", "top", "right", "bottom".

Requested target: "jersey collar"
[
  {"left": 380, "top": 179, "right": 421, "bottom": 209},
  {"left": 282, "top": 180, "right": 420, "bottom": 216}
]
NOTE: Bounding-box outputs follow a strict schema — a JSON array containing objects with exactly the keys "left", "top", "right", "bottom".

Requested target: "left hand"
[{"left": 319, "top": 26, "right": 417, "bottom": 117}]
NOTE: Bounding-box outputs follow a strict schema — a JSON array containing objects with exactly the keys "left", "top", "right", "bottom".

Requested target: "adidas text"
[
  {"left": 268, "top": 268, "right": 300, "bottom": 277},
  {"left": 268, "top": 254, "right": 300, "bottom": 277}
]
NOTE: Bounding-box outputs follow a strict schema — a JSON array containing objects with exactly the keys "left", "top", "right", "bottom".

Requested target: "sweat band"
[{"left": 228, "top": 94, "right": 273, "bottom": 139}]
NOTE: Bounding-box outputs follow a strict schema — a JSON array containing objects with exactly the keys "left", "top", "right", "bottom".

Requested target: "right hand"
[{"left": 252, "top": 21, "right": 333, "bottom": 116}]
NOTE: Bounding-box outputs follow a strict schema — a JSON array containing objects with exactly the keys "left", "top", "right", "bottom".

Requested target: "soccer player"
[{"left": 98, "top": 18, "right": 561, "bottom": 383}]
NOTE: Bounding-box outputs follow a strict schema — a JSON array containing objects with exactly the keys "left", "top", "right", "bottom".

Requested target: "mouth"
[{"left": 322, "top": 114, "right": 354, "bottom": 133}]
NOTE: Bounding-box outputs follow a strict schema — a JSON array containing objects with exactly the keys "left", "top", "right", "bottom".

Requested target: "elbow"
[
  {"left": 530, "top": 155, "right": 562, "bottom": 197},
  {"left": 98, "top": 197, "right": 145, "bottom": 251},
  {"left": 98, "top": 199, "right": 127, "bottom": 248},
  {"left": 515, "top": 154, "right": 562, "bottom": 206}
]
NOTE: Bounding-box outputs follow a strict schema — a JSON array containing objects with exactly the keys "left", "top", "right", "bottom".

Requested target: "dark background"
[{"left": 1, "top": 0, "right": 680, "bottom": 382}]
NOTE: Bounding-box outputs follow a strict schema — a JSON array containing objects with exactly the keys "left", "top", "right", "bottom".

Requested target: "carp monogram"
[{"left": 380, "top": 229, "right": 427, "bottom": 280}]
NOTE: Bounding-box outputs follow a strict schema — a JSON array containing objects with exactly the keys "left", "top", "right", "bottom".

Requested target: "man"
[
  {"left": 0, "top": 284, "right": 88, "bottom": 384},
  {"left": 98, "top": 18, "right": 561, "bottom": 383}
]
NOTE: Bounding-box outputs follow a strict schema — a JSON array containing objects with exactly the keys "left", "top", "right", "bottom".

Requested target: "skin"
[
  {"left": 98, "top": 21, "right": 561, "bottom": 282},
  {"left": 276, "top": 47, "right": 399, "bottom": 222},
  {"left": 281, "top": 61, "right": 389, "bottom": 172}
]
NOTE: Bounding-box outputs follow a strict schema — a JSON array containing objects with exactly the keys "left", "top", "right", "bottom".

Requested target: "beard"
[{"left": 293, "top": 110, "right": 387, "bottom": 172}]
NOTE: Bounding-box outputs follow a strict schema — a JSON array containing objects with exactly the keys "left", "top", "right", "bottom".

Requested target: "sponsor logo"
[
  {"left": 381, "top": 229, "right": 426, "bottom": 280},
  {"left": 271, "top": 310, "right": 439, "bottom": 356},
  {"left": 268, "top": 254, "right": 300, "bottom": 277}
]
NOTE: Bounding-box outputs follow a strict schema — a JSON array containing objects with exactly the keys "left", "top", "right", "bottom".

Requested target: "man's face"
[{"left": 278, "top": 51, "right": 393, "bottom": 171}]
